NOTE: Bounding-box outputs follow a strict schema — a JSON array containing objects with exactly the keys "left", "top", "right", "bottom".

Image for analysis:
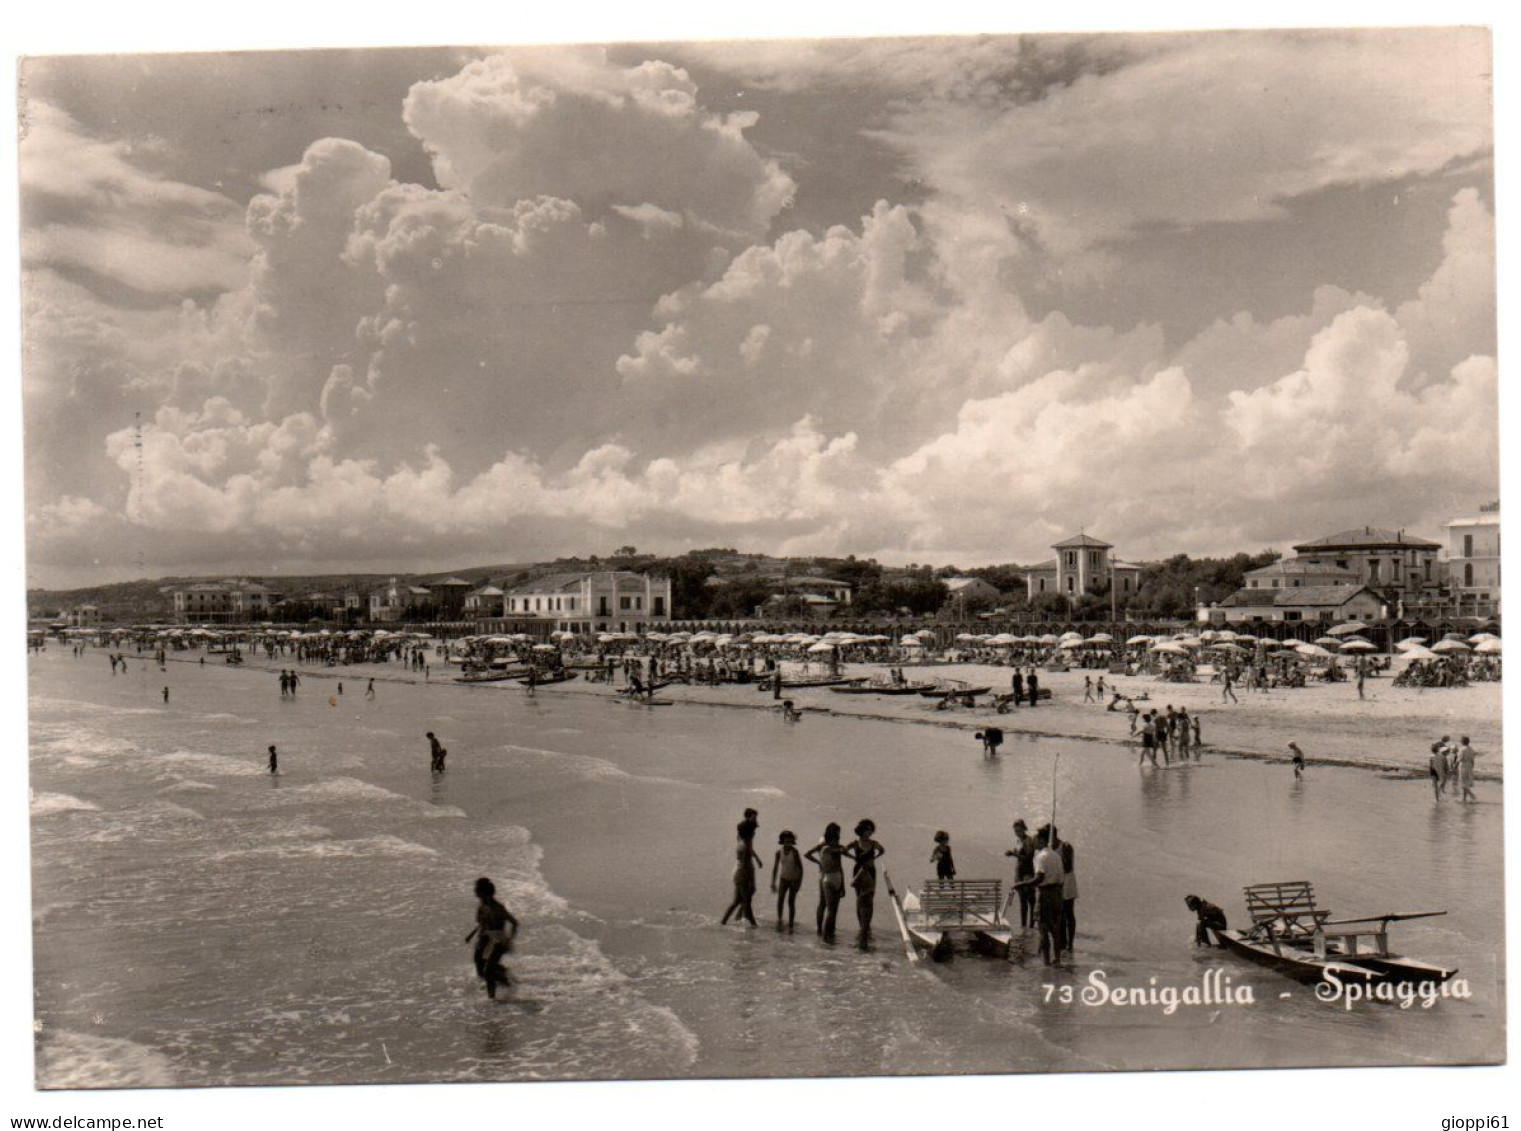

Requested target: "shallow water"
[{"left": 28, "top": 650, "right": 1505, "bottom": 1086}]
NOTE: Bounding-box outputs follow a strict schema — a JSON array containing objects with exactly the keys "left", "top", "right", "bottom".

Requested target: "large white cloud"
[{"left": 19, "top": 37, "right": 1500, "bottom": 580}]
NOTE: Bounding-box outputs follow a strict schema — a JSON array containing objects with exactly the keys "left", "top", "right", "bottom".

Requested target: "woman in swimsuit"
[
  {"left": 720, "top": 817, "right": 763, "bottom": 926},
  {"left": 804, "top": 822, "right": 846, "bottom": 941},
  {"left": 844, "top": 819, "right": 886, "bottom": 948}
]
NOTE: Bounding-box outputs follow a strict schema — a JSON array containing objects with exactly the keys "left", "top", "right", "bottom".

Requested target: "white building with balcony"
[
  {"left": 1444, "top": 503, "right": 1500, "bottom": 616},
  {"left": 502, "top": 571, "right": 672, "bottom": 634}
]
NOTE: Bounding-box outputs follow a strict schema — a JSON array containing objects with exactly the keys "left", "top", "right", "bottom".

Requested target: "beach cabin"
[{"left": 1214, "top": 584, "right": 1385, "bottom": 625}]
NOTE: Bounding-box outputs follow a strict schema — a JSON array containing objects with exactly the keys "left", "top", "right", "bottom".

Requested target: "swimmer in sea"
[{"left": 780, "top": 699, "right": 803, "bottom": 722}]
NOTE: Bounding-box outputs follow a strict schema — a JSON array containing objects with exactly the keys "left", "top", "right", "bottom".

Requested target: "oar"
[
  {"left": 883, "top": 872, "right": 920, "bottom": 964},
  {"left": 1320, "top": 911, "right": 1447, "bottom": 926}
]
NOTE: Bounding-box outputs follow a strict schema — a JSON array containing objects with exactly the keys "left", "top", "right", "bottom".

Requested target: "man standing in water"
[
  {"left": 427, "top": 731, "right": 447, "bottom": 773},
  {"left": 1184, "top": 894, "right": 1227, "bottom": 947},
  {"left": 467, "top": 877, "right": 519, "bottom": 999},
  {"left": 1015, "top": 826, "right": 1066, "bottom": 966},
  {"left": 1004, "top": 819, "right": 1037, "bottom": 929},
  {"left": 268, "top": 745, "right": 278, "bottom": 775}
]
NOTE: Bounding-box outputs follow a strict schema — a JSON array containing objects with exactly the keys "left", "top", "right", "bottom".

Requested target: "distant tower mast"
[{"left": 133, "top": 411, "right": 146, "bottom": 580}]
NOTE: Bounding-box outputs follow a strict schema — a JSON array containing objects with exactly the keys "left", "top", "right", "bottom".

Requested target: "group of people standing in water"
[{"left": 721, "top": 808, "right": 885, "bottom": 946}]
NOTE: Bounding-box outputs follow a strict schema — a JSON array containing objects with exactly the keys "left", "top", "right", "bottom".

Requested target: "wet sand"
[{"left": 225, "top": 653, "right": 1504, "bottom": 780}]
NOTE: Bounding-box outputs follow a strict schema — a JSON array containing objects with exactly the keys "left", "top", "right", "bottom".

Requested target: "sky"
[{"left": 18, "top": 28, "right": 1499, "bottom": 588}]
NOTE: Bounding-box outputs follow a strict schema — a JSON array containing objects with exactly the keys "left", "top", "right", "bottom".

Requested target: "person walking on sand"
[
  {"left": 268, "top": 745, "right": 278, "bottom": 775},
  {"left": 1356, "top": 666, "right": 1366, "bottom": 700},
  {"left": 1012, "top": 671, "right": 1025, "bottom": 708},
  {"left": 770, "top": 830, "right": 804, "bottom": 931},
  {"left": 1456, "top": 736, "right": 1479, "bottom": 803},
  {"left": 845, "top": 819, "right": 886, "bottom": 948},
  {"left": 1289, "top": 741, "right": 1305, "bottom": 780},
  {"left": 805, "top": 822, "right": 847, "bottom": 941},
  {"left": 1222, "top": 669, "right": 1239, "bottom": 704},
  {"left": 467, "top": 877, "right": 519, "bottom": 999},
  {"left": 365, "top": 678, "right": 376, "bottom": 699},
  {"left": 721, "top": 811, "right": 763, "bottom": 927},
  {"left": 1026, "top": 670, "right": 1040, "bottom": 708},
  {"left": 1004, "top": 819, "right": 1037, "bottom": 928},
  {"left": 1083, "top": 676, "right": 1095, "bottom": 704}
]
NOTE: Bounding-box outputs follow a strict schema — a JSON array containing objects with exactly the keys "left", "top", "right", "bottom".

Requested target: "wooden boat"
[
  {"left": 517, "top": 671, "right": 578, "bottom": 688},
  {"left": 756, "top": 676, "right": 864, "bottom": 691},
  {"left": 454, "top": 668, "right": 529, "bottom": 684},
  {"left": 885, "top": 873, "right": 1014, "bottom": 961},
  {"left": 1209, "top": 881, "right": 1455, "bottom": 987},
  {"left": 830, "top": 681, "right": 932, "bottom": 695},
  {"left": 919, "top": 684, "right": 992, "bottom": 699}
]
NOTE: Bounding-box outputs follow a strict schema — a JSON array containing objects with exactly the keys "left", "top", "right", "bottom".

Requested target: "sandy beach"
[{"left": 213, "top": 652, "right": 1502, "bottom": 781}]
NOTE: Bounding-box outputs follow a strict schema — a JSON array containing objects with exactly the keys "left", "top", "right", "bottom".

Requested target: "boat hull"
[{"left": 1215, "top": 930, "right": 1455, "bottom": 987}]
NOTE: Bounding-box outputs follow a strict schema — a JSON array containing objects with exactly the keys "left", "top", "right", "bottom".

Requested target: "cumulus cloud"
[
  {"left": 402, "top": 49, "right": 795, "bottom": 240},
  {"left": 19, "top": 35, "right": 1500, "bottom": 580}
]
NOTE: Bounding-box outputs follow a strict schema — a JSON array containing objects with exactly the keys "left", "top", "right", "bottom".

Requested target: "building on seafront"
[
  {"left": 1290, "top": 527, "right": 1442, "bottom": 607},
  {"left": 161, "top": 579, "right": 283, "bottom": 624},
  {"left": 486, "top": 570, "right": 672, "bottom": 635},
  {"left": 1444, "top": 502, "right": 1500, "bottom": 617},
  {"left": 1022, "top": 534, "right": 1143, "bottom": 600},
  {"left": 1213, "top": 584, "right": 1387, "bottom": 625},
  {"left": 368, "top": 577, "right": 433, "bottom": 622}
]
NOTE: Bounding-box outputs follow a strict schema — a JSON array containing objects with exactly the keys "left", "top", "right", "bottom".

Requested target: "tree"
[{"left": 614, "top": 545, "right": 638, "bottom": 558}]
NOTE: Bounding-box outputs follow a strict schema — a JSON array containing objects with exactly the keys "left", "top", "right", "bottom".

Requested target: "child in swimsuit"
[
  {"left": 930, "top": 830, "right": 956, "bottom": 882},
  {"left": 771, "top": 830, "right": 804, "bottom": 931}
]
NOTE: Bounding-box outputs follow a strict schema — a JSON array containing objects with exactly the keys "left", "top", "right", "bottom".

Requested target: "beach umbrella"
[
  {"left": 1149, "top": 642, "right": 1187, "bottom": 655},
  {"left": 1327, "top": 622, "right": 1369, "bottom": 637},
  {"left": 806, "top": 641, "right": 837, "bottom": 654},
  {"left": 1431, "top": 639, "right": 1470, "bottom": 653},
  {"left": 1038, "top": 634, "right": 1059, "bottom": 645},
  {"left": 1468, "top": 632, "right": 1499, "bottom": 644},
  {"left": 1234, "top": 634, "right": 1257, "bottom": 643},
  {"left": 1125, "top": 635, "right": 1153, "bottom": 645},
  {"left": 1295, "top": 643, "right": 1333, "bottom": 658},
  {"left": 955, "top": 633, "right": 980, "bottom": 642},
  {"left": 1338, "top": 640, "right": 1376, "bottom": 652},
  {"left": 1395, "top": 637, "right": 1428, "bottom": 651},
  {"left": 532, "top": 643, "right": 558, "bottom": 652},
  {"left": 1313, "top": 636, "right": 1342, "bottom": 648},
  {"left": 1213, "top": 642, "right": 1246, "bottom": 653},
  {"left": 1475, "top": 638, "right": 1502, "bottom": 654},
  {"left": 1088, "top": 632, "right": 1114, "bottom": 644},
  {"left": 1401, "top": 645, "right": 1439, "bottom": 661},
  {"left": 901, "top": 639, "right": 925, "bottom": 649},
  {"left": 988, "top": 633, "right": 1017, "bottom": 646}
]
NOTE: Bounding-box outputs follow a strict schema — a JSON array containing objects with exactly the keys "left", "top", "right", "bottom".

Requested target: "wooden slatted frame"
[{"left": 917, "top": 880, "right": 1004, "bottom": 928}]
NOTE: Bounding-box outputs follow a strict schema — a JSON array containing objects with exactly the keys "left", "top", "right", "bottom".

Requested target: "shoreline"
[{"left": 171, "top": 652, "right": 1504, "bottom": 784}]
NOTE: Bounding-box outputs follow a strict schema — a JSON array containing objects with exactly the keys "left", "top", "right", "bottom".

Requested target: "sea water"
[{"left": 27, "top": 651, "right": 1505, "bottom": 1087}]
